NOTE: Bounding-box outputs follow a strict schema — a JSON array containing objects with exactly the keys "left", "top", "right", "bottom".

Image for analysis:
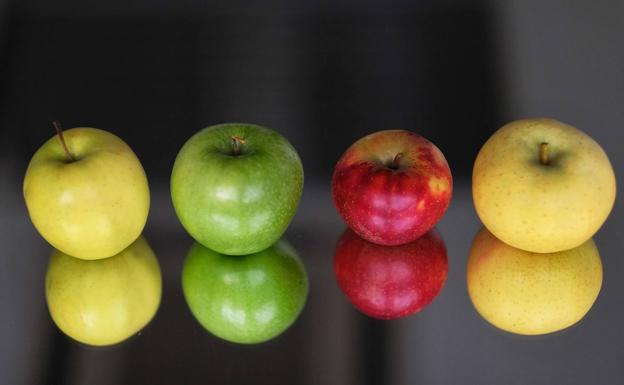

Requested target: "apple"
[
  {"left": 467, "top": 227, "right": 602, "bottom": 335},
  {"left": 182, "top": 239, "right": 308, "bottom": 344},
  {"left": 473, "top": 118, "right": 616, "bottom": 253},
  {"left": 334, "top": 228, "right": 448, "bottom": 319},
  {"left": 24, "top": 122, "right": 150, "bottom": 260},
  {"left": 332, "top": 130, "right": 452, "bottom": 246},
  {"left": 45, "top": 236, "right": 162, "bottom": 346},
  {"left": 171, "top": 123, "right": 303, "bottom": 255}
]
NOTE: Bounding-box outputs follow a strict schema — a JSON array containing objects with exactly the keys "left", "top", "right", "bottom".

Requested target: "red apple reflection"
[{"left": 334, "top": 228, "right": 448, "bottom": 319}]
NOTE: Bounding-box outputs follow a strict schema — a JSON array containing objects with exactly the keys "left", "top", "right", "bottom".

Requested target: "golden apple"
[
  {"left": 473, "top": 118, "right": 616, "bottom": 253},
  {"left": 467, "top": 227, "right": 602, "bottom": 335},
  {"left": 24, "top": 125, "right": 150, "bottom": 259},
  {"left": 45, "top": 236, "right": 162, "bottom": 346}
]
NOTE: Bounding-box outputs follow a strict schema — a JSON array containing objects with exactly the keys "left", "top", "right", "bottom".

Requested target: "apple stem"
[
  {"left": 230, "top": 135, "right": 246, "bottom": 155},
  {"left": 389, "top": 152, "right": 404, "bottom": 169},
  {"left": 539, "top": 142, "right": 549, "bottom": 165},
  {"left": 53, "top": 120, "right": 76, "bottom": 162}
]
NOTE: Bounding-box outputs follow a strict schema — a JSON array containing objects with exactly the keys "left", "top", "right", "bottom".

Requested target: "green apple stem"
[
  {"left": 53, "top": 120, "right": 76, "bottom": 162},
  {"left": 539, "top": 142, "right": 549, "bottom": 165},
  {"left": 230, "top": 135, "right": 246, "bottom": 156}
]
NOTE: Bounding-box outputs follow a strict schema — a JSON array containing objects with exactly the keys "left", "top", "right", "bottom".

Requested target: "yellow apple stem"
[
  {"left": 539, "top": 142, "right": 549, "bottom": 165},
  {"left": 53, "top": 120, "right": 76, "bottom": 162},
  {"left": 230, "top": 135, "right": 246, "bottom": 155}
]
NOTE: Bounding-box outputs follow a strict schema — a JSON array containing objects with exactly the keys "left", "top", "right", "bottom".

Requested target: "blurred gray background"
[{"left": 0, "top": 0, "right": 622, "bottom": 384}]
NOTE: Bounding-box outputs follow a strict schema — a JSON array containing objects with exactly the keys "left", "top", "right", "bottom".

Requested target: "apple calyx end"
[
  {"left": 53, "top": 120, "right": 76, "bottom": 163},
  {"left": 539, "top": 142, "right": 549, "bottom": 166},
  {"left": 230, "top": 135, "right": 246, "bottom": 156}
]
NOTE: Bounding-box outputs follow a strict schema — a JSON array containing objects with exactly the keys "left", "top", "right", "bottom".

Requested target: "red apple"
[
  {"left": 332, "top": 130, "right": 452, "bottom": 246},
  {"left": 334, "top": 228, "right": 448, "bottom": 320}
]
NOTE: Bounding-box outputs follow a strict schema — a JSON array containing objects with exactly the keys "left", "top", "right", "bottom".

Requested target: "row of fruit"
[{"left": 23, "top": 118, "right": 616, "bottom": 345}]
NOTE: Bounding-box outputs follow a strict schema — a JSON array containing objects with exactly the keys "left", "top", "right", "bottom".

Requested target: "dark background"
[{"left": 1, "top": 1, "right": 622, "bottom": 384}]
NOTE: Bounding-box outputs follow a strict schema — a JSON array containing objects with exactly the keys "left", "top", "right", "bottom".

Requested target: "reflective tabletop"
[{"left": 4, "top": 177, "right": 624, "bottom": 385}]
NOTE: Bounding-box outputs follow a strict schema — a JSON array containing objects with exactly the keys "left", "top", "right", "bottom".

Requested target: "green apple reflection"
[
  {"left": 45, "top": 236, "right": 162, "bottom": 346},
  {"left": 182, "top": 239, "right": 308, "bottom": 344}
]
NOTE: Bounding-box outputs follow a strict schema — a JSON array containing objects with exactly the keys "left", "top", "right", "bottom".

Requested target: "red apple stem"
[
  {"left": 390, "top": 152, "right": 404, "bottom": 169},
  {"left": 53, "top": 120, "right": 76, "bottom": 162},
  {"left": 231, "top": 135, "right": 246, "bottom": 156},
  {"left": 539, "top": 142, "right": 549, "bottom": 165}
]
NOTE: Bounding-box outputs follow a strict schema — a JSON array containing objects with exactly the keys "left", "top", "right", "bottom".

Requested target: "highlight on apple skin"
[
  {"left": 171, "top": 123, "right": 304, "bottom": 256},
  {"left": 334, "top": 228, "right": 448, "bottom": 320},
  {"left": 332, "top": 130, "right": 452, "bottom": 246},
  {"left": 467, "top": 227, "right": 603, "bottom": 336},
  {"left": 45, "top": 236, "right": 162, "bottom": 346},
  {"left": 23, "top": 124, "right": 150, "bottom": 260},
  {"left": 182, "top": 239, "right": 308, "bottom": 344},
  {"left": 472, "top": 118, "right": 616, "bottom": 253}
]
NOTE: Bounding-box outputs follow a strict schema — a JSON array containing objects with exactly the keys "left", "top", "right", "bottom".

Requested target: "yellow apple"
[
  {"left": 473, "top": 118, "right": 616, "bottom": 253},
  {"left": 24, "top": 126, "right": 150, "bottom": 260},
  {"left": 467, "top": 227, "right": 602, "bottom": 335},
  {"left": 45, "top": 236, "right": 162, "bottom": 346}
]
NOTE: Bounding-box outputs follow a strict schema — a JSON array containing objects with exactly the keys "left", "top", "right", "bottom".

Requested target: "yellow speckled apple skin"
[
  {"left": 473, "top": 118, "right": 616, "bottom": 253},
  {"left": 24, "top": 128, "right": 150, "bottom": 260},
  {"left": 45, "top": 236, "right": 162, "bottom": 346},
  {"left": 467, "top": 227, "right": 602, "bottom": 335}
]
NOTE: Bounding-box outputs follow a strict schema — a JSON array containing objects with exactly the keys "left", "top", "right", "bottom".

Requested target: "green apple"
[
  {"left": 473, "top": 118, "right": 616, "bottom": 253},
  {"left": 182, "top": 239, "right": 308, "bottom": 344},
  {"left": 467, "top": 227, "right": 602, "bottom": 335},
  {"left": 171, "top": 123, "right": 303, "bottom": 255},
  {"left": 24, "top": 124, "right": 150, "bottom": 260},
  {"left": 46, "top": 236, "right": 162, "bottom": 346}
]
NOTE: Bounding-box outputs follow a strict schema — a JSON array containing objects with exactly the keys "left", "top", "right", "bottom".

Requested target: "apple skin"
[
  {"left": 171, "top": 123, "right": 303, "bottom": 255},
  {"left": 182, "top": 239, "right": 308, "bottom": 344},
  {"left": 467, "top": 227, "right": 602, "bottom": 335},
  {"left": 334, "top": 228, "right": 448, "bottom": 320},
  {"left": 24, "top": 127, "right": 150, "bottom": 260},
  {"left": 473, "top": 118, "right": 616, "bottom": 253},
  {"left": 332, "top": 130, "right": 452, "bottom": 246},
  {"left": 45, "top": 236, "right": 162, "bottom": 346}
]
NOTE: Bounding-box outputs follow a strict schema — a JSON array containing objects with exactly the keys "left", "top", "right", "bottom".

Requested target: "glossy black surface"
[{"left": 1, "top": 1, "right": 623, "bottom": 384}]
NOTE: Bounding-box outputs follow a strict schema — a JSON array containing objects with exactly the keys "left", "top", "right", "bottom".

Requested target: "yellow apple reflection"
[
  {"left": 45, "top": 236, "right": 162, "bottom": 346},
  {"left": 467, "top": 227, "right": 602, "bottom": 335}
]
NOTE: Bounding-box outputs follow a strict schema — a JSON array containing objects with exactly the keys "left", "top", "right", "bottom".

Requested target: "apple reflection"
[
  {"left": 182, "top": 239, "right": 308, "bottom": 344},
  {"left": 334, "top": 228, "right": 448, "bottom": 320},
  {"left": 466, "top": 227, "right": 603, "bottom": 335},
  {"left": 45, "top": 236, "right": 162, "bottom": 346}
]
